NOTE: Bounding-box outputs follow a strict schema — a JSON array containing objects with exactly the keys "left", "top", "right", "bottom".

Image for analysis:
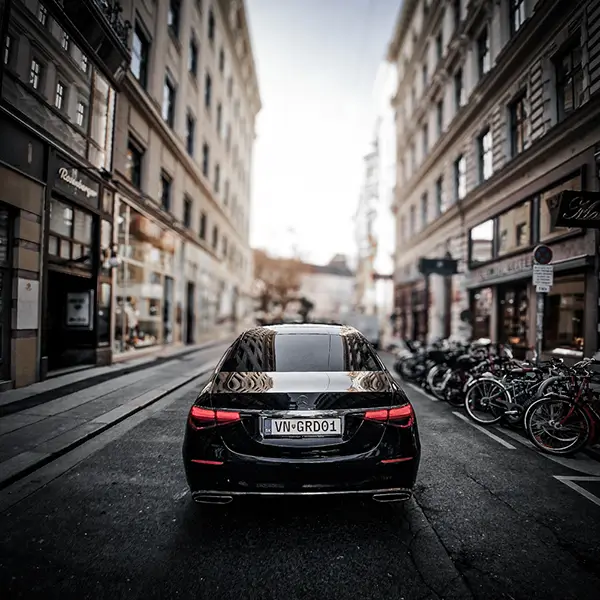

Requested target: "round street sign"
[{"left": 533, "top": 244, "right": 553, "bottom": 265}]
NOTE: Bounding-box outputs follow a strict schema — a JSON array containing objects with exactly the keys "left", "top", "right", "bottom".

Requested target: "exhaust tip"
[
  {"left": 192, "top": 494, "right": 233, "bottom": 505},
  {"left": 372, "top": 492, "right": 412, "bottom": 503}
]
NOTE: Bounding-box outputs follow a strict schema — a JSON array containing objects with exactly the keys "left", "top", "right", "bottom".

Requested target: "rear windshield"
[{"left": 220, "top": 332, "right": 382, "bottom": 372}]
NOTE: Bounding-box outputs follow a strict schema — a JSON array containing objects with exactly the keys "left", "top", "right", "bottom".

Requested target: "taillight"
[
  {"left": 364, "top": 405, "right": 414, "bottom": 428},
  {"left": 189, "top": 406, "right": 241, "bottom": 429}
]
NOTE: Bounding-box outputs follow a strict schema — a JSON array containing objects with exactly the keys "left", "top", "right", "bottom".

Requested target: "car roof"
[{"left": 243, "top": 323, "right": 357, "bottom": 336}]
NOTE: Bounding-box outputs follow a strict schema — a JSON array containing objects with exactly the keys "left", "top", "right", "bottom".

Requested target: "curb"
[
  {"left": 0, "top": 337, "right": 232, "bottom": 417},
  {"left": 0, "top": 364, "right": 214, "bottom": 492}
]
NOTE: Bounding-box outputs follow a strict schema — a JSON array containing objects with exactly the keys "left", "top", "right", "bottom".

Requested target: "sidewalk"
[
  {"left": 0, "top": 347, "right": 221, "bottom": 491},
  {"left": 0, "top": 331, "right": 235, "bottom": 415}
]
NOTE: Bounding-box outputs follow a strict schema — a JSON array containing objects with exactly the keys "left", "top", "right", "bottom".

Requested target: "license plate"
[{"left": 263, "top": 417, "right": 343, "bottom": 437}]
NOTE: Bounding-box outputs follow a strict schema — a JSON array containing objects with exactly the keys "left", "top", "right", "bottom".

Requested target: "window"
[
  {"left": 183, "top": 196, "right": 192, "bottom": 228},
  {"left": 409, "top": 205, "right": 416, "bottom": 235},
  {"left": 216, "top": 102, "right": 222, "bottom": 135},
  {"left": 191, "top": 142, "right": 207, "bottom": 182},
  {"left": 469, "top": 220, "right": 494, "bottom": 264},
  {"left": 454, "top": 68, "right": 465, "bottom": 109},
  {"left": 186, "top": 112, "right": 195, "bottom": 155},
  {"left": 498, "top": 283, "right": 529, "bottom": 356},
  {"left": 225, "top": 124, "right": 231, "bottom": 151},
  {"left": 208, "top": 8, "right": 215, "bottom": 42},
  {"left": 436, "top": 100, "right": 444, "bottom": 136},
  {"left": 214, "top": 163, "right": 220, "bottom": 192},
  {"left": 227, "top": 76, "right": 233, "bottom": 97},
  {"left": 126, "top": 139, "right": 143, "bottom": 188},
  {"left": 29, "top": 59, "right": 42, "bottom": 90},
  {"left": 224, "top": 180, "right": 230, "bottom": 205},
  {"left": 81, "top": 54, "right": 88, "bottom": 73},
  {"left": 497, "top": 201, "right": 531, "bottom": 256},
  {"left": 131, "top": 24, "right": 150, "bottom": 88},
  {"left": 478, "top": 129, "right": 493, "bottom": 181},
  {"left": 509, "top": 0, "right": 526, "bottom": 36},
  {"left": 435, "top": 31, "right": 443, "bottom": 62},
  {"left": 470, "top": 287, "right": 493, "bottom": 340},
  {"left": 509, "top": 93, "right": 529, "bottom": 156},
  {"left": 222, "top": 236, "right": 228, "bottom": 258},
  {"left": 199, "top": 211, "right": 207, "bottom": 239},
  {"left": 555, "top": 40, "right": 584, "bottom": 122},
  {"left": 219, "top": 48, "right": 225, "bottom": 73},
  {"left": 420, "top": 193, "right": 428, "bottom": 229},
  {"left": 220, "top": 331, "right": 382, "bottom": 373},
  {"left": 454, "top": 155, "right": 466, "bottom": 200},
  {"left": 543, "top": 274, "right": 585, "bottom": 353},
  {"left": 160, "top": 172, "right": 172, "bottom": 211},
  {"left": 435, "top": 177, "right": 445, "bottom": 215},
  {"left": 54, "top": 81, "right": 65, "bottom": 110},
  {"left": 410, "top": 142, "right": 416, "bottom": 171},
  {"left": 212, "top": 225, "right": 218, "bottom": 248},
  {"left": 477, "top": 27, "right": 490, "bottom": 77},
  {"left": 422, "top": 63, "right": 428, "bottom": 89},
  {"left": 422, "top": 124, "right": 428, "bottom": 156},
  {"left": 204, "top": 72, "right": 212, "bottom": 108},
  {"left": 3, "top": 34, "right": 11, "bottom": 65},
  {"left": 453, "top": 0, "right": 461, "bottom": 30},
  {"left": 61, "top": 31, "right": 70, "bottom": 52},
  {"left": 37, "top": 5, "right": 47, "bottom": 27},
  {"left": 189, "top": 36, "right": 198, "bottom": 76},
  {"left": 168, "top": 0, "right": 181, "bottom": 38},
  {"left": 76, "top": 101, "right": 87, "bottom": 127},
  {"left": 48, "top": 198, "right": 93, "bottom": 264},
  {"left": 162, "top": 76, "right": 176, "bottom": 127},
  {"left": 539, "top": 175, "right": 581, "bottom": 241}
]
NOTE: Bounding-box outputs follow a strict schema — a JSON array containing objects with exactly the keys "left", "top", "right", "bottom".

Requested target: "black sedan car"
[{"left": 182, "top": 324, "right": 420, "bottom": 505}]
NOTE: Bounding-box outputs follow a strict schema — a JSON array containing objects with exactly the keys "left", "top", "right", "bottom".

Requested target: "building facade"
[
  {"left": 0, "top": 0, "right": 130, "bottom": 388},
  {"left": 354, "top": 61, "right": 397, "bottom": 335},
  {"left": 389, "top": 0, "right": 600, "bottom": 359},
  {"left": 111, "top": 0, "right": 260, "bottom": 358}
]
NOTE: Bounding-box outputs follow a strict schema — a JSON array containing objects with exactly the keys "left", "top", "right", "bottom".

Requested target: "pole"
[
  {"left": 535, "top": 292, "right": 544, "bottom": 365},
  {"left": 423, "top": 273, "right": 430, "bottom": 344}
]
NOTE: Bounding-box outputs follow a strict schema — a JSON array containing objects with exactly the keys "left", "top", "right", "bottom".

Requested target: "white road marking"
[
  {"left": 173, "top": 488, "right": 189, "bottom": 501},
  {"left": 554, "top": 476, "right": 600, "bottom": 507},
  {"left": 404, "top": 382, "right": 438, "bottom": 401},
  {"left": 495, "top": 427, "right": 600, "bottom": 476},
  {"left": 451, "top": 411, "right": 516, "bottom": 450}
]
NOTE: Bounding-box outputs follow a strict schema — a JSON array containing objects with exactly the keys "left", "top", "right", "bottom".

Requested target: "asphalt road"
[{"left": 0, "top": 350, "right": 599, "bottom": 600}]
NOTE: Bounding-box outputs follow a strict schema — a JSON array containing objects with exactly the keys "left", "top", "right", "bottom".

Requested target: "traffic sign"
[
  {"left": 535, "top": 284, "right": 550, "bottom": 293},
  {"left": 533, "top": 264, "right": 554, "bottom": 287},
  {"left": 533, "top": 244, "right": 553, "bottom": 264}
]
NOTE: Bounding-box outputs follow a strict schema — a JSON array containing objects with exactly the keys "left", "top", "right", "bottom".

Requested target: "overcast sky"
[{"left": 245, "top": 0, "right": 402, "bottom": 265}]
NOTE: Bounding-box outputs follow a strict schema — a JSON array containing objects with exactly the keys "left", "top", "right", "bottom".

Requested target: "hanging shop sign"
[
  {"left": 547, "top": 190, "right": 600, "bottom": 229},
  {"left": 54, "top": 159, "right": 100, "bottom": 208}
]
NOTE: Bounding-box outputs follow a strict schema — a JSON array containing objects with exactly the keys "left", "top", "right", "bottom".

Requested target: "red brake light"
[
  {"left": 364, "top": 405, "right": 414, "bottom": 427},
  {"left": 189, "top": 407, "right": 241, "bottom": 429}
]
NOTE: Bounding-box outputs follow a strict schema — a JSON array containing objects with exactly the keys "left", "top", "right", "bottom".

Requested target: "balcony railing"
[{"left": 91, "top": 0, "right": 131, "bottom": 48}]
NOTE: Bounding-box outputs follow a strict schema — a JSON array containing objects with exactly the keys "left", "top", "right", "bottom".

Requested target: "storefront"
[
  {"left": 113, "top": 194, "right": 178, "bottom": 356},
  {"left": 0, "top": 205, "right": 12, "bottom": 384},
  {"left": 466, "top": 169, "right": 597, "bottom": 359},
  {"left": 41, "top": 154, "right": 109, "bottom": 373}
]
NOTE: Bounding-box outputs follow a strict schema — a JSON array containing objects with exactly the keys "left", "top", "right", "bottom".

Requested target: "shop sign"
[
  {"left": 54, "top": 159, "right": 100, "bottom": 208},
  {"left": 547, "top": 190, "right": 600, "bottom": 229},
  {"left": 418, "top": 257, "right": 459, "bottom": 276},
  {"left": 66, "top": 291, "right": 94, "bottom": 329}
]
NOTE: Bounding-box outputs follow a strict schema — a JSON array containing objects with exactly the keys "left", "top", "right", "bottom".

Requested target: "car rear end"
[{"left": 182, "top": 370, "right": 420, "bottom": 504}]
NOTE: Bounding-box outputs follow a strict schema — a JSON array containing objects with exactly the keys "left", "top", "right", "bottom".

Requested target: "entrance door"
[
  {"left": 498, "top": 282, "right": 529, "bottom": 359},
  {"left": 0, "top": 206, "right": 11, "bottom": 381},
  {"left": 186, "top": 281, "right": 195, "bottom": 345},
  {"left": 163, "top": 276, "right": 174, "bottom": 345}
]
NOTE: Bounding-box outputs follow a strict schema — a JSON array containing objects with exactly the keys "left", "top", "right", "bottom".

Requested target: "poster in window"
[{"left": 66, "top": 291, "right": 94, "bottom": 329}]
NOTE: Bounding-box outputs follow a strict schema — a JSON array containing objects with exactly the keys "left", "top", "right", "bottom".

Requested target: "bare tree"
[{"left": 253, "top": 249, "right": 308, "bottom": 318}]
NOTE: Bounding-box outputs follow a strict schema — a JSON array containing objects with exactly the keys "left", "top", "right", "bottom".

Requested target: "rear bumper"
[{"left": 183, "top": 455, "right": 420, "bottom": 496}]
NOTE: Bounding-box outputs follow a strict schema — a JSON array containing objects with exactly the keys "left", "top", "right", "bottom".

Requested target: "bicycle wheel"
[
  {"left": 464, "top": 378, "right": 510, "bottom": 424},
  {"left": 525, "top": 396, "right": 591, "bottom": 456},
  {"left": 427, "top": 365, "right": 448, "bottom": 400}
]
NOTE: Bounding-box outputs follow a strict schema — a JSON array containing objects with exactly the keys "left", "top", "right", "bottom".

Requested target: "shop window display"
[
  {"left": 498, "top": 284, "right": 529, "bottom": 358},
  {"left": 543, "top": 274, "right": 584, "bottom": 354},
  {"left": 114, "top": 200, "right": 176, "bottom": 353},
  {"left": 471, "top": 287, "right": 493, "bottom": 341}
]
